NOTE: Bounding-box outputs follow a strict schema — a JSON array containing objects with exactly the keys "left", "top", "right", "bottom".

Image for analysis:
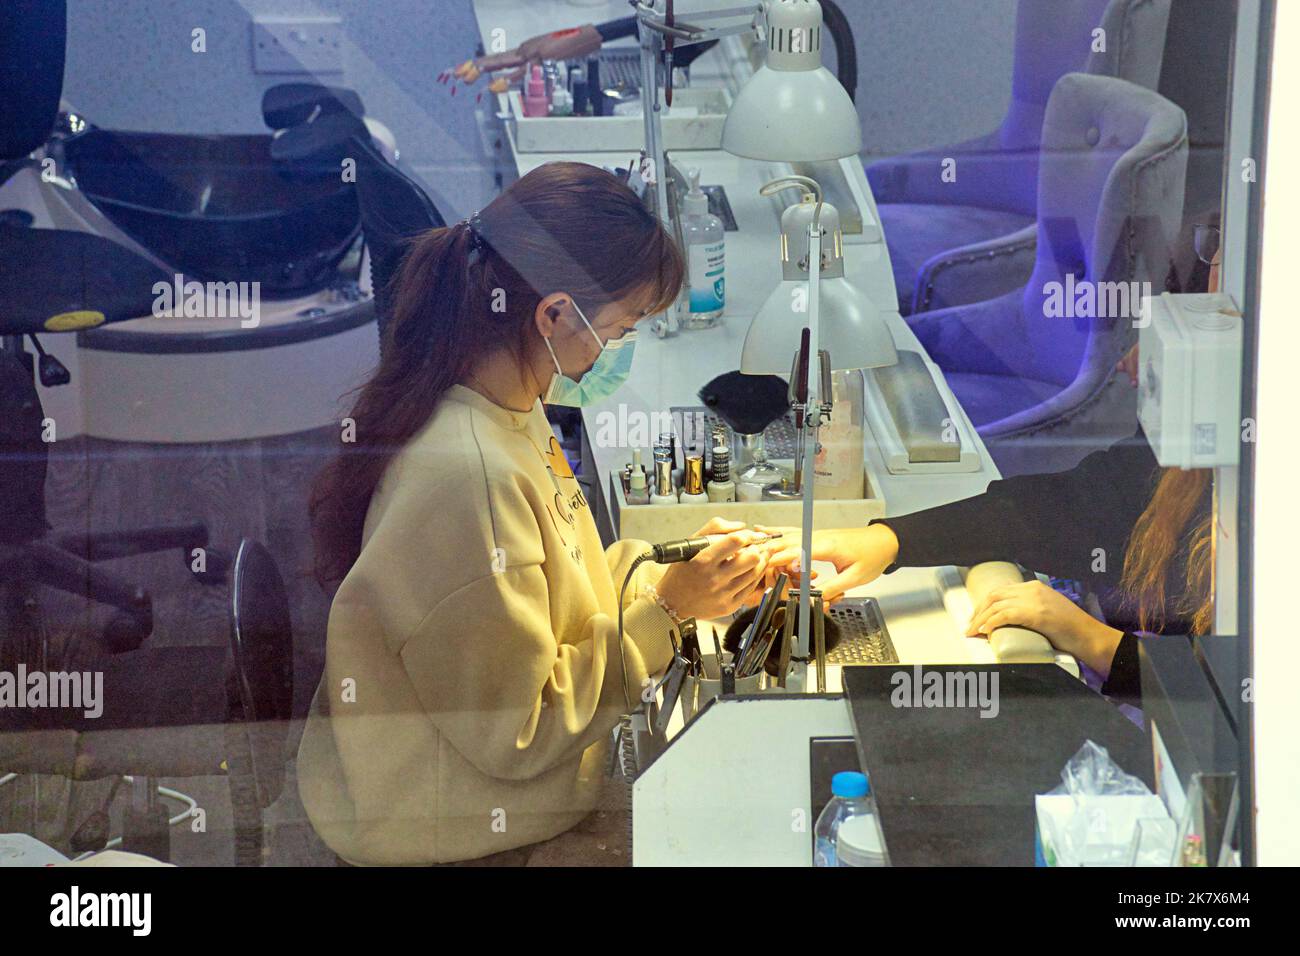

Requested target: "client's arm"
[{"left": 764, "top": 431, "right": 1160, "bottom": 600}]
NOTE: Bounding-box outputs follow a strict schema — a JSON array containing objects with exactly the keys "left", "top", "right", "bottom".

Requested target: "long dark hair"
[{"left": 310, "top": 162, "right": 684, "bottom": 592}]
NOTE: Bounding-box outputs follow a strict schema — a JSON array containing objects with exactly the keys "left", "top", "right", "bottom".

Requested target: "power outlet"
[{"left": 252, "top": 17, "right": 344, "bottom": 74}]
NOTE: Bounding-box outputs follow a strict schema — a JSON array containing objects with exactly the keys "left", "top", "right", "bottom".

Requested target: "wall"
[
  {"left": 830, "top": 0, "right": 1017, "bottom": 157},
  {"left": 62, "top": 0, "right": 497, "bottom": 218},
  {"left": 60, "top": 0, "right": 1017, "bottom": 216}
]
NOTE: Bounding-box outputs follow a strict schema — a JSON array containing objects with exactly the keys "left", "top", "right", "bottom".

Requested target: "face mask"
[{"left": 543, "top": 300, "right": 637, "bottom": 407}]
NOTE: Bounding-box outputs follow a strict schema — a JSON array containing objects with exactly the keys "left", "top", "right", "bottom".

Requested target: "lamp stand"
[{"left": 786, "top": 213, "right": 832, "bottom": 692}]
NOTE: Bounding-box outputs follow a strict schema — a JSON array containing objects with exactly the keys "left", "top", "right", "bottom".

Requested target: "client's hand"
[
  {"left": 655, "top": 518, "right": 769, "bottom": 621},
  {"left": 759, "top": 524, "right": 899, "bottom": 604},
  {"left": 965, "top": 579, "right": 1124, "bottom": 673},
  {"left": 454, "top": 25, "right": 603, "bottom": 88}
]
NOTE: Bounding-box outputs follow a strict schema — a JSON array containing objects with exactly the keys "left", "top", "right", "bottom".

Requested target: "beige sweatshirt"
[{"left": 297, "top": 385, "right": 675, "bottom": 865}]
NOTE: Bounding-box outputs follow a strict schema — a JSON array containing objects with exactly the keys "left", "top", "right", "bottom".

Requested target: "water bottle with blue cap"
[{"left": 813, "top": 770, "right": 888, "bottom": 867}]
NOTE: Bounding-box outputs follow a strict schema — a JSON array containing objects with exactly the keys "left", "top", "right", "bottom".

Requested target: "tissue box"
[{"left": 1034, "top": 794, "right": 1172, "bottom": 867}]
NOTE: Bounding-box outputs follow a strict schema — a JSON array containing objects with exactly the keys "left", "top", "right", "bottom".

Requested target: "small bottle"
[
  {"left": 680, "top": 455, "right": 709, "bottom": 503},
  {"left": 586, "top": 57, "right": 604, "bottom": 116},
  {"left": 626, "top": 467, "right": 650, "bottom": 505},
  {"left": 550, "top": 87, "right": 573, "bottom": 116},
  {"left": 813, "top": 771, "right": 888, "bottom": 867},
  {"left": 524, "top": 65, "right": 548, "bottom": 118},
  {"left": 571, "top": 68, "right": 589, "bottom": 115},
  {"left": 707, "top": 445, "right": 736, "bottom": 503},
  {"left": 650, "top": 459, "right": 678, "bottom": 506},
  {"left": 657, "top": 431, "right": 681, "bottom": 489},
  {"left": 681, "top": 167, "right": 725, "bottom": 329}
]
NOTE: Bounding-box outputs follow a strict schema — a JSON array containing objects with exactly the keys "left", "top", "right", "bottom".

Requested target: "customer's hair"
[
  {"left": 1122, "top": 208, "right": 1221, "bottom": 635},
  {"left": 1120, "top": 468, "right": 1213, "bottom": 634},
  {"left": 309, "top": 162, "right": 684, "bottom": 592}
]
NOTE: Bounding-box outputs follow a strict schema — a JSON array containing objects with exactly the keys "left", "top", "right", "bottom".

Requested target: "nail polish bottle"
[
  {"left": 627, "top": 467, "right": 650, "bottom": 505},
  {"left": 587, "top": 57, "right": 602, "bottom": 115},
  {"left": 571, "top": 68, "right": 589, "bottom": 116},
  {"left": 650, "top": 458, "right": 678, "bottom": 506},
  {"left": 706, "top": 445, "right": 736, "bottom": 503},
  {"left": 524, "top": 65, "right": 549, "bottom": 118},
  {"left": 680, "top": 455, "right": 709, "bottom": 504}
]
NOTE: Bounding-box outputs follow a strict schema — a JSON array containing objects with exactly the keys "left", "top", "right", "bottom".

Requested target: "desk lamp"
[
  {"left": 634, "top": 0, "right": 861, "bottom": 334},
  {"left": 634, "top": 1, "right": 892, "bottom": 692},
  {"left": 742, "top": 175, "right": 897, "bottom": 692}
]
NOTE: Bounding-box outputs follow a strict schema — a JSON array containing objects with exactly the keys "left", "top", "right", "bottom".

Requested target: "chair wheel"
[
  {"left": 102, "top": 611, "right": 150, "bottom": 654},
  {"left": 187, "top": 546, "right": 230, "bottom": 585}
]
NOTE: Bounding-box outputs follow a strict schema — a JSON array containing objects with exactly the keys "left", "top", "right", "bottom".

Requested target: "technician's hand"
[
  {"left": 453, "top": 25, "right": 603, "bottom": 88},
  {"left": 655, "top": 518, "right": 769, "bottom": 621},
  {"left": 760, "top": 524, "right": 900, "bottom": 604}
]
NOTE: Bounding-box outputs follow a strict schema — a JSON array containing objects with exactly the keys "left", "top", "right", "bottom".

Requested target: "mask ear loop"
[
  {"left": 570, "top": 300, "right": 609, "bottom": 351},
  {"left": 541, "top": 302, "right": 570, "bottom": 387}
]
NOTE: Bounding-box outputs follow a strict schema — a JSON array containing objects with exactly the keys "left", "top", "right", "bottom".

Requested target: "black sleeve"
[
  {"left": 672, "top": 39, "right": 720, "bottom": 68},
  {"left": 595, "top": 17, "right": 719, "bottom": 67},
  {"left": 596, "top": 17, "right": 637, "bottom": 42},
  {"left": 1100, "top": 632, "right": 1141, "bottom": 707},
  {"left": 875, "top": 432, "right": 1159, "bottom": 586}
]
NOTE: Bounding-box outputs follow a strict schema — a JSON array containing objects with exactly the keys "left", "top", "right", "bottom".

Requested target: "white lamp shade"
[
  {"left": 741, "top": 277, "right": 898, "bottom": 375},
  {"left": 722, "top": 64, "right": 863, "bottom": 162}
]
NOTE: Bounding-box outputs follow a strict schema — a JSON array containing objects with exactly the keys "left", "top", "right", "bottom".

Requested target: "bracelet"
[{"left": 641, "top": 582, "right": 683, "bottom": 625}]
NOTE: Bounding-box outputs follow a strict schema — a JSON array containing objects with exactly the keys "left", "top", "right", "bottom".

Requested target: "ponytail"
[{"left": 310, "top": 162, "right": 685, "bottom": 593}]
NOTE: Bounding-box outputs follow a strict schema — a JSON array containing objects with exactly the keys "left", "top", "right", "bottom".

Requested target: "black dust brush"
[{"left": 697, "top": 371, "right": 789, "bottom": 437}]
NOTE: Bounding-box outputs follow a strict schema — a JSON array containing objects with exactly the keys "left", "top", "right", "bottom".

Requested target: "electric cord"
[
  {"left": 616, "top": 553, "right": 652, "bottom": 711},
  {"left": 819, "top": 0, "right": 858, "bottom": 102}
]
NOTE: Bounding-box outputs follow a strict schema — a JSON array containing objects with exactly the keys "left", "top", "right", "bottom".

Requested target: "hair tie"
[{"left": 461, "top": 213, "right": 486, "bottom": 254}]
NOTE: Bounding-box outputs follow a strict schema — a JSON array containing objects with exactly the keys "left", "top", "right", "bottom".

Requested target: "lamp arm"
[{"left": 634, "top": 1, "right": 766, "bottom": 45}]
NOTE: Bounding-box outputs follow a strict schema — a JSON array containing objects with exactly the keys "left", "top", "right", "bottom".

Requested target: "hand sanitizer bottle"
[{"left": 681, "top": 167, "right": 725, "bottom": 329}]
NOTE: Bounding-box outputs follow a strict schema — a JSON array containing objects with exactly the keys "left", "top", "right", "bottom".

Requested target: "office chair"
[
  {"left": 1, "top": 0, "right": 216, "bottom": 646},
  {"left": 262, "top": 83, "right": 448, "bottom": 347},
  {"left": 0, "top": 538, "right": 294, "bottom": 864},
  {"left": 905, "top": 73, "right": 1188, "bottom": 478},
  {"left": 1, "top": 0, "right": 295, "bottom": 864},
  {"left": 868, "top": 0, "right": 1171, "bottom": 316}
]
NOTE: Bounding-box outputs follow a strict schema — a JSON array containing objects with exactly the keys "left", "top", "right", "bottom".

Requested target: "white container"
[
  {"left": 609, "top": 465, "right": 885, "bottom": 543},
  {"left": 507, "top": 87, "right": 733, "bottom": 153},
  {"left": 680, "top": 651, "right": 765, "bottom": 723},
  {"left": 1137, "top": 291, "right": 1244, "bottom": 469},
  {"left": 814, "top": 370, "right": 866, "bottom": 499}
]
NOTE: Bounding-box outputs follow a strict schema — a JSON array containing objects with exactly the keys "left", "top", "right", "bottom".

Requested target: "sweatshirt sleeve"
[
  {"left": 877, "top": 431, "right": 1160, "bottom": 584},
  {"left": 396, "top": 560, "right": 674, "bottom": 783}
]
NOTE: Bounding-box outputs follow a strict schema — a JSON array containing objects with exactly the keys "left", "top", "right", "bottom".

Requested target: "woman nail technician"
[{"left": 298, "top": 163, "right": 766, "bottom": 865}]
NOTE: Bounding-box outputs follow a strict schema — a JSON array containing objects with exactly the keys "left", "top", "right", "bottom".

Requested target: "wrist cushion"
[{"left": 963, "top": 562, "right": 1057, "bottom": 663}]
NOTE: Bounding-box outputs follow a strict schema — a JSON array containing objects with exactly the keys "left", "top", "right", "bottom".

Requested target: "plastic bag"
[
  {"left": 1041, "top": 740, "right": 1157, "bottom": 866},
  {"left": 1050, "top": 740, "right": 1152, "bottom": 800}
]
